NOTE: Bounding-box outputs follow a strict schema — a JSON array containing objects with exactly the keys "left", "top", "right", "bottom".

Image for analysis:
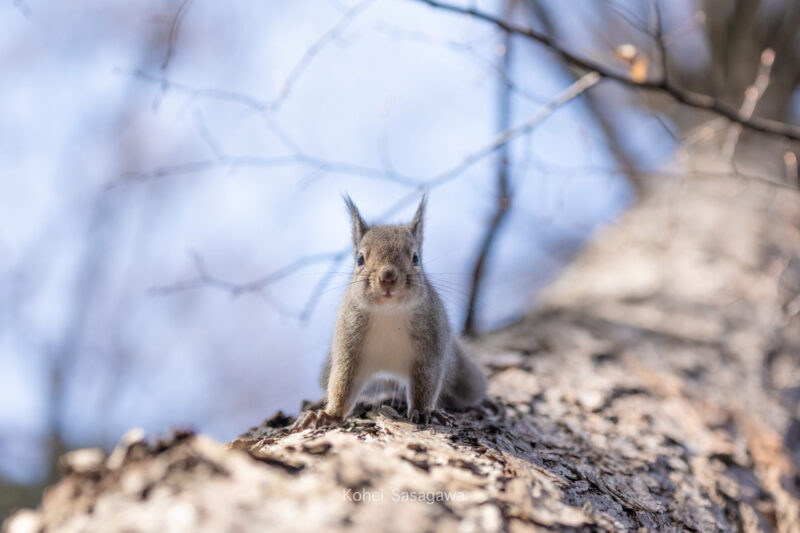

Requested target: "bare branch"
[
  {"left": 649, "top": 110, "right": 681, "bottom": 144},
  {"left": 118, "top": 153, "right": 421, "bottom": 187},
  {"left": 662, "top": 10, "right": 706, "bottom": 48},
  {"left": 299, "top": 251, "right": 351, "bottom": 321},
  {"left": 604, "top": 1, "right": 652, "bottom": 37},
  {"left": 271, "top": 0, "right": 376, "bottom": 111},
  {"left": 138, "top": 0, "right": 375, "bottom": 115},
  {"left": 125, "top": 69, "right": 271, "bottom": 111},
  {"left": 192, "top": 110, "right": 227, "bottom": 161},
  {"left": 463, "top": 13, "right": 514, "bottom": 337},
  {"left": 517, "top": 154, "right": 799, "bottom": 192},
  {"left": 682, "top": 116, "right": 728, "bottom": 147},
  {"left": 784, "top": 151, "right": 798, "bottom": 187},
  {"left": 151, "top": 250, "right": 343, "bottom": 298},
  {"left": 648, "top": 0, "right": 668, "bottom": 81},
  {"left": 126, "top": 69, "right": 312, "bottom": 157},
  {"left": 423, "top": 71, "right": 601, "bottom": 191},
  {"left": 370, "top": 21, "right": 550, "bottom": 105},
  {"left": 161, "top": 0, "right": 194, "bottom": 70},
  {"left": 12, "top": 0, "right": 31, "bottom": 17},
  {"left": 722, "top": 49, "right": 776, "bottom": 159},
  {"left": 416, "top": 0, "right": 800, "bottom": 141}
]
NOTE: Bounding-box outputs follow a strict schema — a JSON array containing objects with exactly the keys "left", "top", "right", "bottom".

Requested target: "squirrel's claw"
[
  {"left": 409, "top": 408, "right": 454, "bottom": 427},
  {"left": 290, "top": 409, "right": 342, "bottom": 432}
]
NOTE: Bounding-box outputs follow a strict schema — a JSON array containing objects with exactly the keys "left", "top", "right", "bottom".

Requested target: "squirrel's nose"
[{"left": 379, "top": 267, "right": 397, "bottom": 286}]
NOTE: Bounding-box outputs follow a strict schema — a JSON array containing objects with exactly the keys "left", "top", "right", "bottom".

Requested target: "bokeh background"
[{"left": 2, "top": 0, "right": 798, "bottom": 515}]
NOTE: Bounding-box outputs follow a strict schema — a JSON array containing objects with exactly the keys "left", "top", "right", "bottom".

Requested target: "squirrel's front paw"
[
  {"left": 290, "top": 409, "right": 342, "bottom": 432},
  {"left": 409, "top": 408, "right": 454, "bottom": 427}
]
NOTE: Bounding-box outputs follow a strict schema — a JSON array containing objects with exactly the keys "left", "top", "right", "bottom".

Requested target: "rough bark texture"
[{"left": 4, "top": 175, "right": 800, "bottom": 533}]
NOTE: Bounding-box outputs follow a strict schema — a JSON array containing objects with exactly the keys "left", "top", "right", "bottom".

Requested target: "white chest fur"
[{"left": 359, "top": 306, "right": 416, "bottom": 383}]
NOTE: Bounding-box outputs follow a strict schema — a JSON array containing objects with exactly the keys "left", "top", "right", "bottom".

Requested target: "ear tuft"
[
  {"left": 409, "top": 192, "right": 427, "bottom": 245},
  {"left": 343, "top": 194, "right": 368, "bottom": 251}
]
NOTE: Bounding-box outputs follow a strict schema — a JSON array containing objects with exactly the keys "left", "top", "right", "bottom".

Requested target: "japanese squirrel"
[{"left": 292, "top": 194, "right": 486, "bottom": 430}]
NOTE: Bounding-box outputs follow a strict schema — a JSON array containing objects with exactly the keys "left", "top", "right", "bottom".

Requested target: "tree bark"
[{"left": 4, "top": 173, "right": 799, "bottom": 533}]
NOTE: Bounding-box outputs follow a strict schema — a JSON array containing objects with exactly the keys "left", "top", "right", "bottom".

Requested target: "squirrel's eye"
[
  {"left": 356, "top": 253, "right": 365, "bottom": 266},
  {"left": 412, "top": 252, "right": 420, "bottom": 266}
]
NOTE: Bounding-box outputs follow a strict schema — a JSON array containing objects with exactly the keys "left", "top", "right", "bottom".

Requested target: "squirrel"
[{"left": 292, "top": 194, "right": 487, "bottom": 430}]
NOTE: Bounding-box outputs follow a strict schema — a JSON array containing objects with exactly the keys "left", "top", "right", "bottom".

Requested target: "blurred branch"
[
  {"left": 125, "top": 69, "right": 306, "bottom": 155},
  {"left": 370, "top": 21, "right": 549, "bottom": 105},
  {"left": 662, "top": 10, "right": 706, "bottom": 48},
  {"left": 150, "top": 251, "right": 343, "bottom": 297},
  {"left": 118, "top": 153, "right": 421, "bottom": 187},
  {"left": 604, "top": 1, "right": 651, "bottom": 36},
  {"left": 517, "top": 154, "right": 799, "bottom": 192},
  {"left": 722, "top": 49, "right": 775, "bottom": 159},
  {"left": 147, "top": 0, "right": 375, "bottom": 111},
  {"left": 151, "top": 251, "right": 346, "bottom": 319},
  {"left": 12, "top": 0, "right": 31, "bottom": 17},
  {"left": 526, "top": 0, "right": 646, "bottom": 197},
  {"left": 463, "top": 11, "right": 513, "bottom": 337},
  {"left": 126, "top": 69, "right": 271, "bottom": 110},
  {"left": 118, "top": 106, "right": 419, "bottom": 186},
  {"left": 299, "top": 251, "right": 351, "bottom": 320},
  {"left": 649, "top": 0, "right": 668, "bottom": 81},
  {"left": 161, "top": 0, "right": 194, "bottom": 70},
  {"left": 417, "top": 0, "right": 800, "bottom": 142},
  {"left": 192, "top": 110, "right": 226, "bottom": 160},
  {"left": 421, "top": 71, "right": 601, "bottom": 191},
  {"left": 784, "top": 151, "right": 798, "bottom": 187},
  {"left": 271, "top": 0, "right": 376, "bottom": 111}
]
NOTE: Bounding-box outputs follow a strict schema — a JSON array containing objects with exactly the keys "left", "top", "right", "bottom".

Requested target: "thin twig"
[
  {"left": 271, "top": 0, "right": 376, "bottom": 111},
  {"left": 150, "top": 250, "right": 344, "bottom": 297},
  {"left": 125, "top": 69, "right": 271, "bottom": 110},
  {"left": 118, "top": 153, "right": 421, "bottom": 187},
  {"left": 123, "top": 68, "right": 599, "bottom": 192},
  {"left": 517, "top": 154, "right": 798, "bottom": 192},
  {"left": 649, "top": 0, "right": 668, "bottom": 81},
  {"left": 370, "top": 20, "right": 550, "bottom": 105},
  {"left": 662, "top": 10, "right": 706, "bottom": 47},
  {"left": 425, "top": 71, "right": 602, "bottom": 191},
  {"left": 299, "top": 251, "right": 351, "bottom": 320},
  {"left": 12, "top": 0, "right": 31, "bottom": 16},
  {"left": 784, "top": 151, "right": 798, "bottom": 186},
  {"left": 162, "top": 0, "right": 194, "bottom": 70},
  {"left": 722, "top": 49, "right": 775, "bottom": 159},
  {"left": 192, "top": 110, "right": 227, "bottom": 161},
  {"left": 128, "top": 69, "right": 310, "bottom": 163},
  {"left": 604, "top": 1, "right": 652, "bottom": 37},
  {"left": 463, "top": 12, "right": 514, "bottom": 336}
]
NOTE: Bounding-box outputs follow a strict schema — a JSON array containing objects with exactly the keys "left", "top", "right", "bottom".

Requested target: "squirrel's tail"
[{"left": 439, "top": 340, "right": 487, "bottom": 410}]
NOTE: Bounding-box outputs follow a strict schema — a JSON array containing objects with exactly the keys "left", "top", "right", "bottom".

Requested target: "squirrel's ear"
[
  {"left": 343, "top": 194, "right": 368, "bottom": 249},
  {"left": 409, "top": 192, "right": 427, "bottom": 245}
]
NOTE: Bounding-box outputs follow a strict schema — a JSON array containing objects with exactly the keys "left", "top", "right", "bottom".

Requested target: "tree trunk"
[{"left": 4, "top": 172, "right": 799, "bottom": 533}]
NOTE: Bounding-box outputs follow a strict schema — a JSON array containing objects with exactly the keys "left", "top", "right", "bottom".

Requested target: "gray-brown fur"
[{"left": 293, "top": 194, "right": 486, "bottom": 430}]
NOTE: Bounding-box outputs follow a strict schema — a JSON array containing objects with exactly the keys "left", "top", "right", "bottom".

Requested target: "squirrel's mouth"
[
  {"left": 373, "top": 284, "right": 403, "bottom": 303},
  {"left": 375, "top": 289, "right": 402, "bottom": 303}
]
